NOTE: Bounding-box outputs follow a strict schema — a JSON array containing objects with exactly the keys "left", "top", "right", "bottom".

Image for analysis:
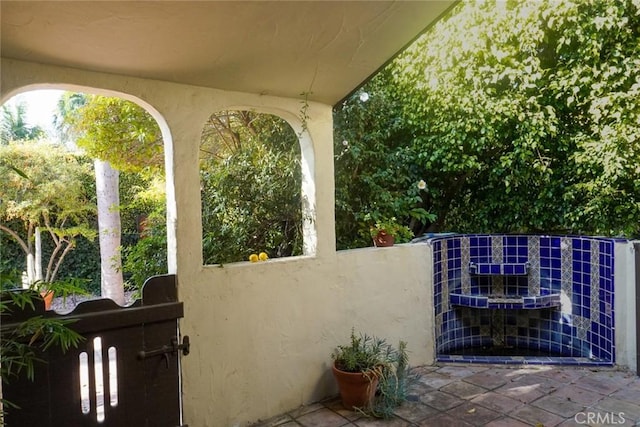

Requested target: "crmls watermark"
[{"left": 575, "top": 411, "right": 626, "bottom": 425}]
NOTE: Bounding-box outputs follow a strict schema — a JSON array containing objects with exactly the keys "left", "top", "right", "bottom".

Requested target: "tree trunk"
[
  {"left": 95, "top": 159, "right": 125, "bottom": 305},
  {"left": 25, "top": 253, "right": 35, "bottom": 288},
  {"left": 35, "top": 227, "right": 43, "bottom": 282}
]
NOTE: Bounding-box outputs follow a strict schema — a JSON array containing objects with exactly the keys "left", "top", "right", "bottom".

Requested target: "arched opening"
[
  {"left": 199, "top": 109, "right": 313, "bottom": 265},
  {"left": 0, "top": 86, "right": 174, "bottom": 308}
]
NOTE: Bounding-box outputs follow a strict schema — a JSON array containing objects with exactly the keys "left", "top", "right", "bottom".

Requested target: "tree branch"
[{"left": 0, "top": 223, "right": 29, "bottom": 254}]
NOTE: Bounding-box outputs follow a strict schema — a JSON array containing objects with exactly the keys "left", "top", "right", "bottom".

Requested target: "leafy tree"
[
  {"left": 53, "top": 92, "right": 89, "bottom": 147},
  {"left": 541, "top": 0, "right": 640, "bottom": 235},
  {"left": 334, "top": 0, "right": 640, "bottom": 245},
  {"left": 334, "top": 70, "right": 435, "bottom": 249},
  {"left": 395, "top": 0, "right": 640, "bottom": 236},
  {"left": 64, "top": 95, "right": 164, "bottom": 302},
  {"left": 0, "top": 142, "right": 96, "bottom": 283},
  {"left": 200, "top": 111, "right": 302, "bottom": 264},
  {"left": 0, "top": 102, "right": 45, "bottom": 145},
  {"left": 121, "top": 174, "right": 167, "bottom": 291},
  {"left": 66, "top": 96, "right": 164, "bottom": 174},
  {"left": 391, "top": 0, "right": 567, "bottom": 234}
]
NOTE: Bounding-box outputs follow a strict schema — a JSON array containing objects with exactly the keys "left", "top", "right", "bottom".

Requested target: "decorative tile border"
[
  {"left": 461, "top": 236, "right": 470, "bottom": 295},
  {"left": 575, "top": 315, "right": 589, "bottom": 341},
  {"left": 492, "top": 276, "right": 505, "bottom": 297},
  {"left": 442, "top": 239, "right": 449, "bottom": 314},
  {"left": 492, "top": 309, "right": 505, "bottom": 347},
  {"left": 560, "top": 237, "right": 573, "bottom": 304},
  {"left": 528, "top": 236, "right": 540, "bottom": 295},
  {"left": 491, "top": 236, "right": 504, "bottom": 263},
  {"left": 591, "top": 242, "right": 600, "bottom": 321}
]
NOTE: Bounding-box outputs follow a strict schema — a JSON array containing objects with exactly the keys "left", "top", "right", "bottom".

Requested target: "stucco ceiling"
[{"left": 1, "top": 1, "right": 454, "bottom": 105}]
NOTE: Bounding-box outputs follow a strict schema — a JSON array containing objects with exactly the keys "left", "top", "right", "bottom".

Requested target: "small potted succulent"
[
  {"left": 367, "top": 216, "right": 413, "bottom": 247},
  {"left": 331, "top": 328, "right": 409, "bottom": 417}
]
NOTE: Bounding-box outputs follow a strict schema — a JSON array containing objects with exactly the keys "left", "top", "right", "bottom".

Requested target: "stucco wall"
[
  {"left": 1, "top": 59, "right": 436, "bottom": 426},
  {"left": 184, "top": 244, "right": 433, "bottom": 426},
  {"left": 615, "top": 241, "right": 637, "bottom": 372}
]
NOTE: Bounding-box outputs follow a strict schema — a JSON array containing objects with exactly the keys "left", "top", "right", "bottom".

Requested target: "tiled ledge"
[
  {"left": 450, "top": 293, "right": 561, "bottom": 309},
  {"left": 468, "top": 262, "right": 529, "bottom": 275},
  {"left": 436, "top": 354, "right": 612, "bottom": 366}
]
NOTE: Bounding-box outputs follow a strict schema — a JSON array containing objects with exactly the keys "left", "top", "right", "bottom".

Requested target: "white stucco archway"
[
  {"left": 2, "top": 2, "right": 458, "bottom": 424},
  {"left": 1, "top": 82, "right": 180, "bottom": 276},
  {"left": 2, "top": 59, "right": 434, "bottom": 427},
  {"left": 199, "top": 105, "right": 318, "bottom": 262}
]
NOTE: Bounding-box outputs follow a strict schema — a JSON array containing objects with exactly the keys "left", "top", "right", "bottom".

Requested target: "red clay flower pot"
[
  {"left": 41, "top": 290, "right": 54, "bottom": 310},
  {"left": 373, "top": 230, "right": 395, "bottom": 247},
  {"left": 332, "top": 363, "right": 379, "bottom": 409}
]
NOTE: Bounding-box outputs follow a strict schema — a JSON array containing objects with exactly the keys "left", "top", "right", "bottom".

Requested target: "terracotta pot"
[
  {"left": 373, "top": 230, "right": 395, "bottom": 247},
  {"left": 332, "top": 363, "right": 379, "bottom": 409},
  {"left": 41, "top": 290, "right": 54, "bottom": 310}
]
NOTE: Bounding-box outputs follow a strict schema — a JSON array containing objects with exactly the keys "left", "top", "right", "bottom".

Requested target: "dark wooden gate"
[{"left": 1, "top": 274, "right": 188, "bottom": 427}]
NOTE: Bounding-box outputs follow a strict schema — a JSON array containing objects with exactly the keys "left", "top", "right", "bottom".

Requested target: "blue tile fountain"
[{"left": 429, "top": 234, "right": 618, "bottom": 365}]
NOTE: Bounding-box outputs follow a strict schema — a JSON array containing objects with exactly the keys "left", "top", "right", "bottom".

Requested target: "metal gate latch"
[
  {"left": 172, "top": 335, "right": 190, "bottom": 356},
  {"left": 137, "top": 335, "right": 191, "bottom": 361}
]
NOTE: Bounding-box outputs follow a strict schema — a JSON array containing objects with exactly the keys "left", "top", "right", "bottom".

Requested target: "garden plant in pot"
[
  {"left": 367, "top": 216, "right": 413, "bottom": 247},
  {"left": 28, "top": 277, "right": 90, "bottom": 310},
  {"left": 331, "top": 328, "right": 410, "bottom": 418}
]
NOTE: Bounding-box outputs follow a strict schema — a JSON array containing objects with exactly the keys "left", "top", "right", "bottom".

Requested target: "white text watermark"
[{"left": 575, "top": 412, "right": 626, "bottom": 425}]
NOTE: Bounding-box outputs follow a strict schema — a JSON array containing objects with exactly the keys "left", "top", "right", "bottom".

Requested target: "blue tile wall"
[{"left": 431, "top": 234, "right": 617, "bottom": 365}]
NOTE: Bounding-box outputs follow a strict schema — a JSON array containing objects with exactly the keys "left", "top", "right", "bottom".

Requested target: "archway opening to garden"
[
  {"left": 0, "top": 87, "right": 171, "bottom": 308},
  {"left": 199, "top": 110, "right": 307, "bottom": 265}
]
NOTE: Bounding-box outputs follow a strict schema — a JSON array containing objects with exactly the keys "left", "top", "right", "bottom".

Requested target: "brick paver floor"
[{"left": 252, "top": 364, "right": 640, "bottom": 427}]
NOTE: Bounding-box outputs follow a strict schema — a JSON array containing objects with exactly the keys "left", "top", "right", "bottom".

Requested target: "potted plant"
[
  {"left": 29, "top": 277, "right": 90, "bottom": 310},
  {"left": 41, "top": 286, "right": 55, "bottom": 310},
  {"left": 368, "top": 216, "right": 413, "bottom": 247},
  {"left": 331, "top": 329, "right": 410, "bottom": 417}
]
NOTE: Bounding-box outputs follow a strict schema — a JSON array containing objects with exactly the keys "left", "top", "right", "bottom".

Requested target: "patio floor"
[{"left": 252, "top": 364, "right": 640, "bottom": 427}]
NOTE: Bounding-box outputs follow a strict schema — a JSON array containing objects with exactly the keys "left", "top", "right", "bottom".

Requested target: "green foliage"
[
  {"left": 53, "top": 92, "right": 88, "bottom": 146},
  {"left": 0, "top": 141, "right": 96, "bottom": 283},
  {"left": 543, "top": 0, "right": 640, "bottom": 236},
  {"left": 1, "top": 225, "right": 101, "bottom": 295},
  {"left": 53, "top": 237, "right": 101, "bottom": 294},
  {"left": 334, "top": 70, "right": 436, "bottom": 249},
  {"left": 332, "top": 330, "right": 388, "bottom": 373},
  {"left": 200, "top": 111, "right": 302, "bottom": 264},
  {"left": 373, "top": 340, "right": 410, "bottom": 419},
  {"left": 62, "top": 93, "right": 168, "bottom": 294},
  {"left": 0, "top": 141, "right": 95, "bottom": 225},
  {"left": 332, "top": 329, "right": 410, "bottom": 418},
  {"left": 391, "top": 0, "right": 640, "bottom": 236},
  {"left": 0, "top": 102, "right": 45, "bottom": 144},
  {"left": 392, "top": 0, "right": 563, "bottom": 233},
  {"left": 119, "top": 170, "right": 167, "bottom": 291},
  {"left": 335, "top": 0, "right": 640, "bottom": 243},
  {"left": 0, "top": 219, "right": 25, "bottom": 274},
  {"left": 36, "top": 276, "right": 91, "bottom": 301},
  {"left": 122, "top": 227, "right": 168, "bottom": 293},
  {"left": 1, "top": 269, "right": 84, "bottom": 420},
  {"left": 365, "top": 215, "right": 413, "bottom": 243},
  {"left": 65, "top": 95, "right": 163, "bottom": 175}
]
